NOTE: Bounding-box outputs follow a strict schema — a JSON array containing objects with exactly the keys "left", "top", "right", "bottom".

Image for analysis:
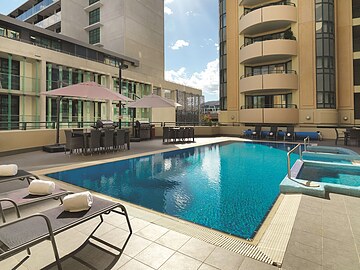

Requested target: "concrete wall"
[{"left": 61, "top": 0, "right": 88, "bottom": 43}]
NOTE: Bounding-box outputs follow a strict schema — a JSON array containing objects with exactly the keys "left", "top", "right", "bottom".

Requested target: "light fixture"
[
  {"left": 231, "top": 115, "right": 235, "bottom": 120},
  {"left": 343, "top": 116, "right": 348, "bottom": 121},
  {"left": 306, "top": 116, "right": 311, "bottom": 120}
]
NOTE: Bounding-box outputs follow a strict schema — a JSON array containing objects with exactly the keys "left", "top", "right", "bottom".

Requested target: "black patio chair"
[
  {"left": 163, "top": 127, "right": 170, "bottom": 143},
  {"left": 64, "top": 130, "right": 84, "bottom": 154},
  {"left": 101, "top": 129, "right": 115, "bottom": 152},
  {"left": 251, "top": 125, "right": 262, "bottom": 140},
  {"left": 0, "top": 196, "right": 132, "bottom": 270},
  {"left": 84, "top": 129, "right": 102, "bottom": 155},
  {"left": 267, "top": 126, "right": 278, "bottom": 140},
  {"left": 114, "top": 129, "right": 126, "bottom": 150},
  {"left": 284, "top": 126, "right": 296, "bottom": 141}
]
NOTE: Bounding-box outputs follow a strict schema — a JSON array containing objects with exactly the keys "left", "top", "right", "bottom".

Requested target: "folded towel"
[
  {"left": 63, "top": 191, "right": 93, "bottom": 212},
  {"left": 0, "top": 164, "right": 18, "bottom": 176},
  {"left": 28, "top": 179, "right": 56, "bottom": 195}
]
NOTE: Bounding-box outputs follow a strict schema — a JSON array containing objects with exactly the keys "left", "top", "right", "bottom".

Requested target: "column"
[
  {"left": 7, "top": 54, "right": 12, "bottom": 130},
  {"left": 68, "top": 68, "right": 73, "bottom": 122}
]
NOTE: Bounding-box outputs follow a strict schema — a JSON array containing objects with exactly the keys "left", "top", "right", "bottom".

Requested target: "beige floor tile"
[
  {"left": 119, "top": 259, "right": 155, "bottom": 270},
  {"left": 105, "top": 211, "right": 130, "bottom": 228},
  {"left": 155, "top": 230, "right": 191, "bottom": 250},
  {"left": 178, "top": 238, "right": 216, "bottom": 262},
  {"left": 159, "top": 252, "right": 202, "bottom": 270},
  {"left": 76, "top": 219, "right": 117, "bottom": 237},
  {"left": 119, "top": 217, "right": 150, "bottom": 233},
  {"left": 0, "top": 256, "right": 28, "bottom": 270},
  {"left": 122, "top": 234, "right": 153, "bottom": 258},
  {"left": 135, "top": 242, "right": 175, "bottom": 269},
  {"left": 136, "top": 223, "right": 169, "bottom": 241},
  {"left": 205, "top": 247, "right": 245, "bottom": 270},
  {"left": 99, "top": 227, "right": 132, "bottom": 248},
  {"left": 198, "top": 263, "right": 221, "bottom": 270}
]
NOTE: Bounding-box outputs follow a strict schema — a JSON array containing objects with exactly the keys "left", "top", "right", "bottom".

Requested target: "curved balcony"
[
  {"left": 241, "top": 0, "right": 266, "bottom": 6},
  {"left": 239, "top": 3, "right": 297, "bottom": 35},
  {"left": 239, "top": 106, "right": 299, "bottom": 124},
  {"left": 240, "top": 39, "right": 297, "bottom": 64},
  {"left": 239, "top": 70, "right": 298, "bottom": 93}
]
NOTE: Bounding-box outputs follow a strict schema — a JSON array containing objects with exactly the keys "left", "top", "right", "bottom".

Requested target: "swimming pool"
[{"left": 47, "top": 141, "right": 298, "bottom": 239}]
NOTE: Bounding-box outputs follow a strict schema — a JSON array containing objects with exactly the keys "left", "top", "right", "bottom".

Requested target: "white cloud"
[
  {"left": 165, "top": 59, "right": 219, "bottom": 97},
  {"left": 185, "top": 10, "right": 199, "bottom": 16},
  {"left": 164, "top": 6, "right": 173, "bottom": 15},
  {"left": 215, "top": 43, "right": 219, "bottom": 51},
  {"left": 171, "top": 40, "right": 190, "bottom": 50}
]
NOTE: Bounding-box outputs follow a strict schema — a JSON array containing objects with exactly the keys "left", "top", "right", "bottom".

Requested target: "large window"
[
  {"left": 0, "top": 57, "right": 20, "bottom": 90},
  {"left": 353, "top": 0, "right": 360, "bottom": 18},
  {"left": 89, "top": 0, "right": 99, "bottom": 5},
  {"left": 244, "top": 61, "right": 293, "bottom": 77},
  {"left": 315, "top": 0, "right": 336, "bottom": 109},
  {"left": 355, "top": 93, "right": 360, "bottom": 119},
  {"left": 89, "top": 8, "right": 100, "bottom": 25},
  {"left": 89, "top": 28, "right": 100, "bottom": 44},
  {"left": 244, "top": 94, "right": 293, "bottom": 109},
  {"left": 219, "top": 0, "right": 227, "bottom": 110},
  {"left": 0, "top": 94, "right": 19, "bottom": 130}
]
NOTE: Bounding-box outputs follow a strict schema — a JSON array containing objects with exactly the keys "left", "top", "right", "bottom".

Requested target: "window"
[
  {"left": 0, "top": 57, "right": 20, "bottom": 90},
  {"left": 244, "top": 94, "right": 293, "bottom": 109},
  {"left": 89, "top": 28, "right": 100, "bottom": 44},
  {"left": 315, "top": 0, "right": 336, "bottom": 109},
  {"left": 89, "top": 0, "right": 99, "bottom": 5},
  {"left": 355, "top": 93, "right": 360, "bottom": 119},
  {"left": 89, "top": 8, "right": 100, "bottom": 25},
  {"left": 219, "top": 0, "right": 227, "bottom": 110},
  {"left": 0, "top": 94, "right": 19, "bottom": 130}
]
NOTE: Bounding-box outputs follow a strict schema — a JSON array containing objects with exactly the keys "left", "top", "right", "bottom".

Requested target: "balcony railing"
[
  {"left": 240, "top": 35, "right": 296, "bottom": 50},
  {"left": 16, "top": 0, "right": 59, "bottom": 21},
  {"left": 35, "top": 12, "right": 61, "bottom": 29},
  {"left": 240, "top": 1, "right": 296, "bottom": 19},
  {"left": 241, "top": 104, "right": 298, "bottom": 109},
  {"left": 240, "top": 69, "right": 297, "bottom": 80}
]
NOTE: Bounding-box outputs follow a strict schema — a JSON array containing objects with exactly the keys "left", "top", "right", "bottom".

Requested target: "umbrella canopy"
[
  {"left": 43, "top": 81, "right": 133, "bottom": 102},
  {"left": 127, "top": 94, "right": 181, "bottom": 108}
]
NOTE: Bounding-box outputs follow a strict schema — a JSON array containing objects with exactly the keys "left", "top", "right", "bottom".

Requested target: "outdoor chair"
[
  {"left": 189, "top": 127, "right": 195, "bottom": 142},
  {"left": 114, "top": 129, "right": 126, "bottom": 150},
  {"left": 347, "top": 128, "right": 360, "bottom": 146},
  {"left": 162, "top": 127, "right": 170, "bottom": 143},
  {"left": 284, "top": 126, "right": 296, "bottom": 141},
  {"left": 183, "top": 127, "right": 191, "bottom": 142},
  {"left": 177, "top": 127, "right": 185, "bottom": 143},
  {"left": 251, "top": 125, "right": 262, "bottom": 140},
  {"left": 267, "top": 126, "right": 278, "bottom": 140},
  {"left": 85, "top": 129, "right": 102, "bottom": 155},
  {"left": 101, "top": 129, "right": 115, "bottom": 152},
  {"left": 64, "top": 130, "right": 84, "bottom": 154},
  {"left": 0, "top": 196, "right": 132, "bottom": 270}
]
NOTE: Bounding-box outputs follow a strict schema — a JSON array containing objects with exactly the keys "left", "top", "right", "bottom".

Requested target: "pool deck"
[{"left": 1, "top": 137, "right": 360, "bottom": 269}]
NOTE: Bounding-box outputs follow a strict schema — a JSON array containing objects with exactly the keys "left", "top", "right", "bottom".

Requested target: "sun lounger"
[
  {"left": 0, "top": 170, "right": 39, "bottom": 185},
  {"left": 0, "top": 186, "right": 69, "bottom": 222},
  {"left": 0, "top": 196, "right": 132, "bottom": 270}
]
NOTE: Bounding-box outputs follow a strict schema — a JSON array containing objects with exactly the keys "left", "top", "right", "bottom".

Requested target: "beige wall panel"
[
  {"left": 262, "top": 40, "right": 297, "bottom": 57},
  {"left": 151, "top": 108, "right": 175, "bottom": 123},
  {"left": 239, "top": 9, "right": 262, "bottom": 34},
  {"left": 263, "top": 73, "right": 298, "bottom": 90},
  {"left": 336, "top": 0, "right": 353, "bottom": 109},
  {"left": 314, "top": 110, "right": 338, "bottom": 124},
  {"left": 218, "top": 111, "right": 239, "bottom": 123},
  {"left": 299, "top": 109, "right": 314, "bottom": 124},
  {"left": 239, "top": 76, "right": 263, "bottom": 93},
  {"left": 239, "top": 109, "right": 263, "bottom": 123},
  {"left": 298, "top": 21, "right": 315, "bottom": 108},
  {"left": 338, "top": 109, "right": 354, "bottom": 125},
  {"left": 61, "top": 0, "right": 88, "bottom": 43},
  {"left": 227, "top": 0, "right": 239, "bottom": 111},
  {"left": 239, "top": 42, "right": 262, "bottom": 63},
  {"left": 263, "top": 108, "right": 299, "bottom": 124}
]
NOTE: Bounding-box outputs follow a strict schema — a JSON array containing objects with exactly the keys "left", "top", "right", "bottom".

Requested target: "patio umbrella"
[
  {"left": 42, "top": 82, "right": 133, "bottom": 146},
  {"left": 126, "top": 94, "right": 181, "bottom": 108}
]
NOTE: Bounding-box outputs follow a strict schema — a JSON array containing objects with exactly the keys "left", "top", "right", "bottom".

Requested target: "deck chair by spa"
[{"left": 0, "top": 196, "right": 132, "bottom": 270}]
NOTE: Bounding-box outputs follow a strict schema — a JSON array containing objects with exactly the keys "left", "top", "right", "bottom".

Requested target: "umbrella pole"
[{"left": 56, "top": 96, "right": 62, "bottom": 145}]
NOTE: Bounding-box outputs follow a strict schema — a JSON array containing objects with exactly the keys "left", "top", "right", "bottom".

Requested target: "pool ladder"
[{"left": 286, "top": 137, "right": 317, "bottom": 187}]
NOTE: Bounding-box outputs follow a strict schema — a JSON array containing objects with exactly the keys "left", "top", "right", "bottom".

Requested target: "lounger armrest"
[
  {"left": 0, "top": 213, "right": 60, "bottom": 264},
  {"left": 0, "top": 198, "right": 21, "bottom": 221}
]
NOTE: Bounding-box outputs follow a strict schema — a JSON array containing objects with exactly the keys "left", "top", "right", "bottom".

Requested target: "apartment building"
[
  {"left": 219, "top": 0, "right": 357, "bottom": 128},
  {"left": 1, "top": 1, "right": 201, "bottom": 130}
]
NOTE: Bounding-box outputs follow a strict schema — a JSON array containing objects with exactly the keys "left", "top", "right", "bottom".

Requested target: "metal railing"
[
  {"left": 303, "top": 136, "right": 310, "bottom": 151},
  {"left": 240, "top": 35, "right": 296, "bottom": 50},
  {"left": 240, "top": 1, "right": 296, "bottom": 19},
  {"left": 240, "top": 104, "right": 298, "bottom": 109},
  {"left": 240, "top": 69, "right": 297, "bottom": 80},
  {"left": 287, "top": 143, "right": 302, "bottom": 179}
]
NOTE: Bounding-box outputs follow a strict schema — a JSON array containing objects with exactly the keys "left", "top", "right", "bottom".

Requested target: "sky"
[{"left": 0, "top": 0, "right": 219, "bottom": 102}]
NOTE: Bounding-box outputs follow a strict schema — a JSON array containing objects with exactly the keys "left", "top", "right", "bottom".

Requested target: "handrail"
[
  {"left": 287, "top": 143, "right": 302, "bottom": 179},
  {"left": 240, "top": 69, "right": 297, "bottom": 80},
  {"left": 240, "top": 1, "right": 296, "bottom": 19},
  {"left": 303, "top": 136, "right": 310, "bottom": 151}
]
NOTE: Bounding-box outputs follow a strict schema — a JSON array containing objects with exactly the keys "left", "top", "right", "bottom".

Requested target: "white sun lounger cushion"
[
  {"left": 63, "top": 191, "right": 93, "bottom": 212},
  {"left": 28, "top": 179, "right": 56, "bottom": 195},
  {"left": 0, "top": 164, "right": 18, "bottom": 176}
]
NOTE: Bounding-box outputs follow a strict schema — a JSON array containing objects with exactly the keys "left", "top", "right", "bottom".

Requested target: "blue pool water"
[
  {"left": 298, "top": 163, "right": 360, "bottom": 187},
  {"left": 47, "top": 142, "right": 298, "bottom": 239}
]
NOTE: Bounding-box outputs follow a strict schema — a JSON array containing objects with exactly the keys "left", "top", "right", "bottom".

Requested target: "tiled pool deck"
[{"left": 0, "top": 137, "right": 360, "bottom": 270}]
